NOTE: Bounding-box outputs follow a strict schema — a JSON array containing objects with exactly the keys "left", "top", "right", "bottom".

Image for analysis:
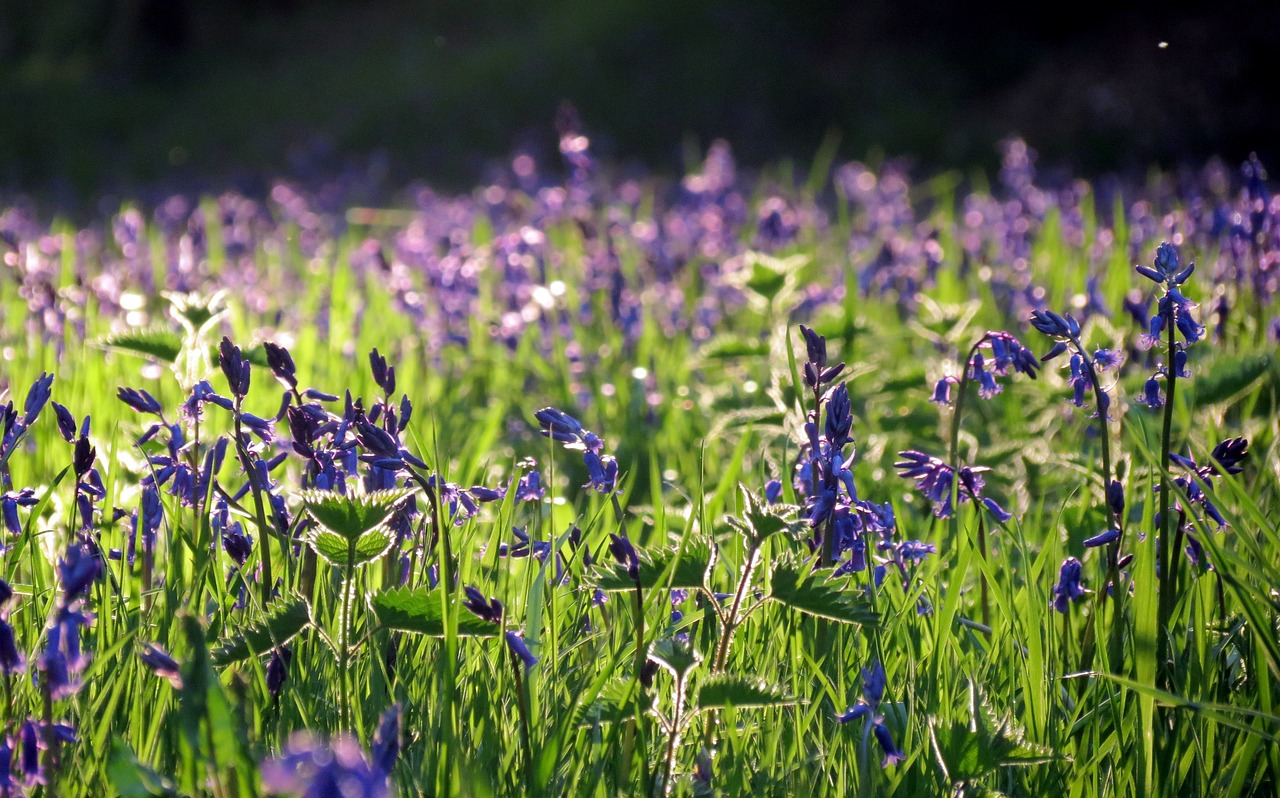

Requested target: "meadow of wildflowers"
[{"left": 0, "top": 127, "right": 1278, "bottom": 796}]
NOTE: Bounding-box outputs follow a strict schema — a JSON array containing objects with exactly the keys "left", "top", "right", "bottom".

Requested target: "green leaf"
[
  {"left": 299, "top": 488, "right": 411, "bottom": 541},
  {"left": 593, "top": 536, "right": 717, "bottom": 592},
  {"left": 97, "top": 328, "right": 183, "bottom": 363},
  {"left": 352, "top": 527, "right": 394, "bottom": 567},
  {"left": 211, "top": 594, "right": 312, "bottom": 666},
  {"left": 370, "top": 586, "right": 500, "bottom": 637},
  {"left": 176, "top": 614, "right": 254, "bottom": 795},
  {"left": 108, "top": 739, "right": 177, "bottom": 796},
  {"left": 699, "top": 335, "right": 770, "bottom": 360},
  {"left": 577, "top": 678, "right": 654, "bottom": 726},
  {"left": 1190, "top": 352, "right": 1273, "bottom": 406},
  {"left": 929, "top": 683, "right": 1059, "bottom": 785},
  {"left": 768, "top": 562, "right": 878, "bottom": 626},
  {"left": 649, "top": 638, "right": 703, "bottom": 679},
  {"left": 695, "top": 675, "right": 798, "bottom": 710},
  {"left": 310, "top": 529, "right": 354, "bottom": 568},
  {"left": 725, "top": 484, "right": 806, "bottom": 545}
]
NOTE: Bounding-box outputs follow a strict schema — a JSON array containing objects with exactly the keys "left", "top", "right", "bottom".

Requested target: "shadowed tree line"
[{"left": 0, "top": 0, "right": 1273, "bottom": 201}]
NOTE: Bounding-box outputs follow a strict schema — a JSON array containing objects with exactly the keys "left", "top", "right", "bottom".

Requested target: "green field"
[{"left": 0, "top": 140, "right": 1277, "bottom": 796}]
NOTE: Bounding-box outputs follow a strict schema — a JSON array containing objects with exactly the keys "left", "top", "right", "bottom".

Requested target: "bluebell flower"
[
  {"left": 835, "top": 661, "right": 905, "bottom": 768},
  {"left": 514, "top": 469, "right": 545, "bottom": 502},
  {"left": 262, "top": 342, "right": 299, "bottom": 392},
  {"left": 139, "top": 643, "right": 183, "bottom": 688},
  {"left": 2, "top": 489, "right": 37, "bottom": 536},
  {"left": 58, "top": 543, "right": 101, "bottom": 600},
  {"left": 117, "top": 387, "right": 164, "bottom": 416},
  {"left": 51, "top": 402, "right": 76, "bottom": 443},
  {"left": 608, "top": 533, "right": 641, "bottom": 584},
  {"left": 1083, "top": 528, "right": 1120, "bottom": 548},
  {"left": 1050, "top": 557, "right": 1088, "bottom": 613},
  {"left": 267, "top": 646, "right": 292, "bottom": 700},
  {"left": 1137, "top": 376, "right": 1164, "bottom": 408},
  {"left": 219, "top": 337, "right": 252, "bottom": 399},
  {"left": 0, "top": 619, "right": 24, "bottom": 674},
  {"left": 370, "top": 704, "right": 401, "bottom": 777},
  {"left": 764, "top": 479, "right": 783, "bottom": 505},
  {"left": 505, "top": 631, "right": 539, "bottom": 670},
  {"left": 260, "top": 734, "right": 388, "bottom": 797},
  {"left": 462, "top": 587, "right": 504, "bottom": 624},
  {"left": 19, "top": 720, "right": 40, "bottom": 787},
  {"left": 930, "top": 376, "right": 958, "bottom": 405},
  {"left": 369, "top": 349, "right": 396, "bottom": 396}
]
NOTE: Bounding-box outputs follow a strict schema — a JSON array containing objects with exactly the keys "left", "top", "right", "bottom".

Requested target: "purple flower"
[
  {"left": 462, "top": 587, "right": 504, "bottom": 624},
  {"left": 370, "top": 704, "right": 401, "bottom": 777},
  {"left": 219, "top": 337, "right": 252, "bottom": 398},
  {"left": 2, "top": 489, "right": 38, "bottom": 536},
  {"left": 1083, "top": 528, "right": 1120, "bottom": 548},
  {"left": 19, "top": 721, "right": 40, "bottom": 787},
  {"left": 139, "top": 643, "right": 183, "bottom": 688},
  {"left": 608, "top": 533, "right": 641, "bottom": 584},
  {"left": 260, "top": 734, "right": 388, "bottom": 797},
  {"left": 930, "top": 376, "right": 958, "bottom": 405},
  {"left": 0, "top": 619, "right": 24, "bottom": 675},
  {"left": 369, "top": 349, "right": 396, "bottom": 396},
  {"left": 1050, "top": 557, "right": 1088, "bottom": 613},
  {"left": 263, "top": 342, "right": 299, "bottom": 391},
  {"left": 117, "top": 386, "right": 164, "bottom": 416},
  {"left": 505, "top": 631, "right": 538, "bottom": 670},
  {"left": 267, "top": 646, "right": 292, "bottom": 700}
]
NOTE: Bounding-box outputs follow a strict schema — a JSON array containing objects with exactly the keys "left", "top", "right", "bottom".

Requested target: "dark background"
[{"left": 1, "top": 0, "right": 1275, "bottom": 203}]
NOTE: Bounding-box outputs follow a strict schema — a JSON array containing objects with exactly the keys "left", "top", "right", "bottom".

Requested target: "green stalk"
[
  {"left": 949, "top": 336, "right": 989, "bottom": 628},
  {"left": 1155, "top": 318, "right": 1179, "bottom": 684}
]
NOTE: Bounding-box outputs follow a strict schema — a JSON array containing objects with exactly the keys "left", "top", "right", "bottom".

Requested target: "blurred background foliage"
[{"left": 0, "top": 0, "right": 1273, "bottom": 204}]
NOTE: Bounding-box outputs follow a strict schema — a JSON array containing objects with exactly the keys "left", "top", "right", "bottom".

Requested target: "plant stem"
[{"left": 1155, "top": 318, "right": 1179, "bottom": 684}]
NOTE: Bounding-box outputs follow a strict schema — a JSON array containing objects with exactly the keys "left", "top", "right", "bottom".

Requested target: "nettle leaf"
[
  {"left": 930, "top": 685, "right": 1059, "bottom": 785},
  {"left": 299, "top": 488, "right": 411, "bottom": 542},
  {"left": 768, "top": 562, "right": 878, "bottom": 627},
  {"left": 351, "top": 527, "right": 394, "bottom": 567},
  {"left": 726, "top": 484, "right": 805, "bottom": 545},
  {"left": 649, "top": 638, "right": 703, "bottom": 679},
  {"left": 211, "top": 594, "right": 312, "bottom": 666},
  {"left": 97, "top": 328, "right": 184, "bottom": 363},
  {"left": 108, "top": 739, "right": 177, "bottom": 797},
  {"left": 577, "top": 678, "right": 654, "bottom": 727},
  {"left": 699, "top": 335, "right": 770, "bottom": 361},
  {"left": 593, "top": 536, "right": 717, "bottom": 592},
  {"left": 695, "top": 675, "right": 797, "bottom": 710},
  {"left": 310, "top": 529, "right": 353, "bottom": 568},
  {"left": 370, "top": 586, "right": 499, "bottom": 637}
]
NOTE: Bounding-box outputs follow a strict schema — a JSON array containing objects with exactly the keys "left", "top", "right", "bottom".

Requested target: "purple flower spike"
[
  {"left": 219, "top": 337, "right": 252, "bottom": 398},
  {"left": 51, "top": 402, "right": 76, "bottom": 443},
  {"left": 608, "top": 533, "right": 641, "bottom": 584},
  {"left": 462, "top": 587, "right": 504, "bottom": 624},
  {"left": 371, "top": 704, "right": 402, "bottom": 777}
]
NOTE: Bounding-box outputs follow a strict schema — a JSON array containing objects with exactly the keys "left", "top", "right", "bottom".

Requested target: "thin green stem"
[{"left": 1155, "top": 315, "right": 1179, "bottom": 685}]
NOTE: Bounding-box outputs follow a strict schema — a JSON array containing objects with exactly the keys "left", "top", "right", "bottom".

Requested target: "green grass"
[{"left": 0, "top": 157, "right": 1278, "bottom": 797}]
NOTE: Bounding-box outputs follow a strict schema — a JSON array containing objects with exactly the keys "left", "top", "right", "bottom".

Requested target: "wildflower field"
[{"left": 1, "top": 132, "right": 1278, "bottom": 796}]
